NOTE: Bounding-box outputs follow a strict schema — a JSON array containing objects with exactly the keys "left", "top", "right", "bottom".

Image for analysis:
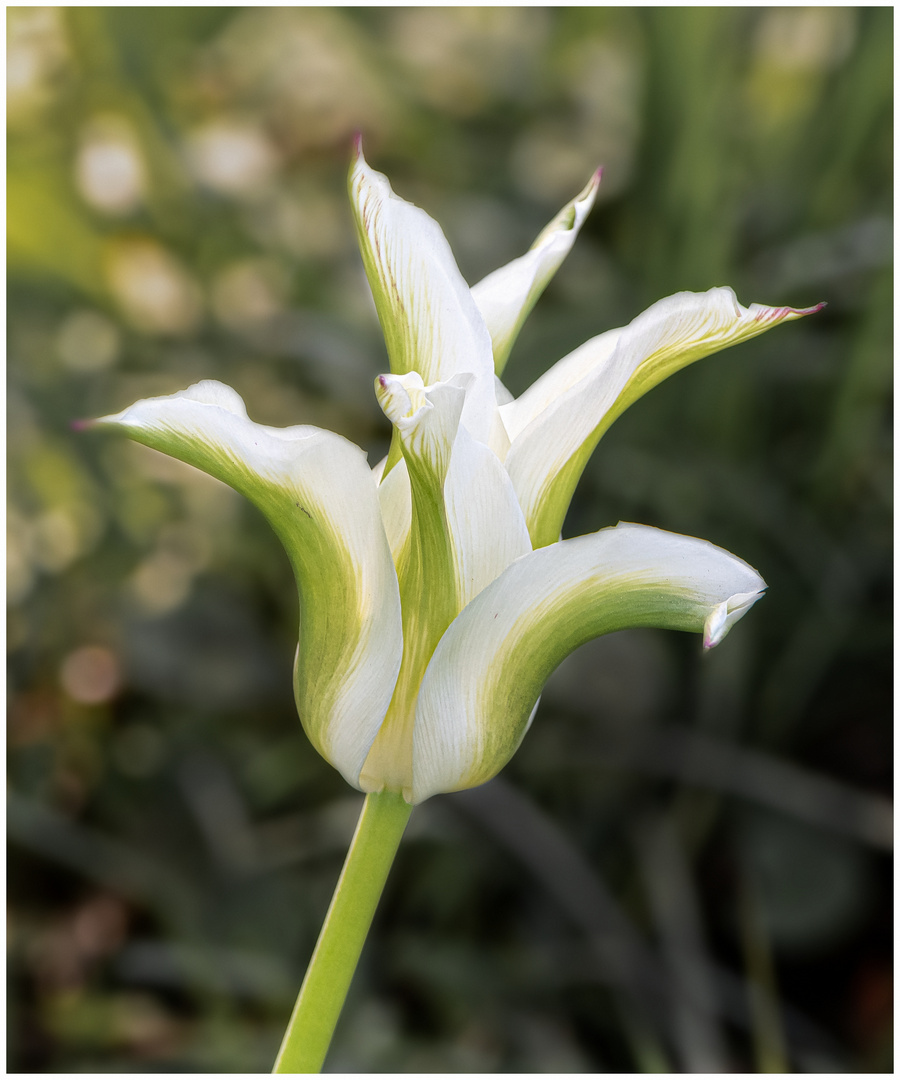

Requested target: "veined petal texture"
[
  {"left": 471, "top": 168, "right": 601, "bottom": 377},
  {"left": 503, "top": 287, "right": 824, "bottom": 547},
  {"left": 362, "top": 373, "right": 531, "bottom": 797},
  {"left": 91, "top": 380, "right": 403, "bottom": 789},
  {"left": 411, "top": 522, "right": 765, "bottom": 803},
  {"left": 374, "top": 372, "right": 532, "bottom": 615},
  {"left": 349, "top": 141, "right": 498, "bottom": 445}
]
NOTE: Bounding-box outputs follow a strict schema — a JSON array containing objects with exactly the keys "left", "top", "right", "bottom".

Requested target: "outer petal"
[
  {"left": 411, "top": 522, "right": 765, "bottom": 803},
  {"left": 376, "top": 455, "right": 412, "bottom": 566},
  {"left": 443, "top": 425, "right": 532, "bottom": 610},
  {"left": 89, "top": 380, "right": 403, "bottom": 790},
  {"left": 349, "top": 141, "right": 497, "bottom": 445},
  {"left": 361, "top": 372, "right": 531, "bottom": 798},
  {"left": 502, "top": 287, "right": 825, "bottom": 547},
  {"left": 373, "top": 371, "right": 531, "bottom": 616},
  {"left": 471, "top": 168, "right": 602, "bottom": 377}
]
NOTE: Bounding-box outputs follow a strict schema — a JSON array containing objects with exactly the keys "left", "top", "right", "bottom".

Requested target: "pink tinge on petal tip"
[
  {"left": 70, "top": 419, "right": 93, "bottom": 432},
  {"left": 754, "top": 300, "right": 827, "bottom": 322}
]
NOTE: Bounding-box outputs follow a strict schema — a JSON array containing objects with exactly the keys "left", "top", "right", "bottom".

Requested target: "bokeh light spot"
[
  {"left": 75, "top": 115, "right": 146, "bottom": 216},
  {"left": 7, "top": 7, "right": 69, "bottom": 123},
  {"left": 106, "top": 239, "right": 203, "bottom": 336},
  {"left": 60, "top": 645, "right": 122, "bottom": 705},
  {"left": 31, "top": 507, "right": 81, "bottom": 573},
  {"left": 211, "top": 258, "right": 289, "bottom": 329},
  {"left": 185, "top": 120, "right": 279, "bottom": 198},
  {"left": 56, "top": 309, "right": 121, "bottom": 372},
  {"left": 755, "top": 7, "right": 856, "bottom": 71}
]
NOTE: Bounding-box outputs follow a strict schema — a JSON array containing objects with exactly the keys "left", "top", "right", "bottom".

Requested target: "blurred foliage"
[{"left": 7, "top": 6, "right": 892, "bottom": 1073}]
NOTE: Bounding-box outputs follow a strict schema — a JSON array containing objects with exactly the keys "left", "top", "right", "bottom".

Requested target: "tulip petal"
[
  {"left": 471, "top": 168, "right": 602, "bottom": 376},
  {"left": 90, "top": 380, "right": 403, "bottom": 789},
  {"left": 443, "top": 425, "right": 532, "bottom": 610},
  {"left": 376, "top": 455, "right": 412, "bottom": 567},
  {"left": 362, "top": 372, "right": 531, "bottom": 798},
  {"left": 349, "top": 141, "right": 497, "bottom": 444},
  {"left": 412, "top": 522, "right": 765, "bottom": 802},
  {"left": 502, "top": 287, "right": 824, "bottom": 547},
  {"left": 373, "top": 371, "right": 530, "bottom": 614}
]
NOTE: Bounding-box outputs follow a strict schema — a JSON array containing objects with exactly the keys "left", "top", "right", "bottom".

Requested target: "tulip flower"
[{"left": 86, "top": 141, "right": 822, "bottom": 1071}]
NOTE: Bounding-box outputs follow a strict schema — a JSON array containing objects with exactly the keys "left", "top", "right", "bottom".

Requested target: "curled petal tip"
[
  {"left": 702, "top": 600, "right": 728, "bottom": 650},
  {"left": 703, "top": 588, "right": 766, "bottom": 649}
]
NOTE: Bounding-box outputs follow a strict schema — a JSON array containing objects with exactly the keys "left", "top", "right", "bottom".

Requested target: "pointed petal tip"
[
  {"left": 577, "top": 167, "right": 603, "bottom": 201},
  {"left": 755, "top": 300, "right": 827, "bottom": 323},
  {"left": 353, "top": 130, "right": 364, "bottom": 157},
  {"left": 70, "top": 418, "right": 93, "bottom": 432},
  {"left": 575, "top": 167, "right": 602, "bottom": 204}
]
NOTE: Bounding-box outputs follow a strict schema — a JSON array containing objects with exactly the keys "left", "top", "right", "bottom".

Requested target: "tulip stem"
[{"left": 272, "top": 789, "right": 412, "bottom": 1073}]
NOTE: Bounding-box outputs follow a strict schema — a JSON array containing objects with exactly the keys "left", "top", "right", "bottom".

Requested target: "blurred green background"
[{"left": 7, "top": 6, "right": 892, "bottom": 1072}]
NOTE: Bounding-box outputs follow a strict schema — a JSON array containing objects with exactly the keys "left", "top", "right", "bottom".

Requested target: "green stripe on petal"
[
  {"left": 91, "top": 380, "right": 403, "bottom": 790},
  {"left": 362, "top": 373, "right": 468, "bottom": 795},
  {"left": 349, "top": 141, "right": 498, "bottom": 445},
  {"left": 361, "top": 372, "right": 531, "bottom": 798},
  {"left": 411, "top": 522, "right": 765, "bottom": 803},
  {"left": 503, "top": 287, "right": 824, "bottom": 547},
  {"left": 471, "top": 168, "right": 602, "bottom": 377},
  {"left": 608, "top": 289, "right": 825, "bottom": 424}
]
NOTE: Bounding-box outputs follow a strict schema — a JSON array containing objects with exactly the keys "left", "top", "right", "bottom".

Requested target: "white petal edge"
[
  {"left": 377, "top": 455, "right": 412, "bottom": 567},
  {"left": 349, "top": 141, "right": 498, "bottom": 444},
  {"left": 443, "top": 425, "right": 532, "bottom": 610},
  {"left": 411, "top": 522, "right": 765, "bottom": 803},
  {"left": 502, "top": 287, "right": 824, "bottom": 546},
  {"left": 470, "top": 168, "right": 602, "bottom": 376},
  {"left": 91, "top": 380, "right": 403, "bottom": 789}
]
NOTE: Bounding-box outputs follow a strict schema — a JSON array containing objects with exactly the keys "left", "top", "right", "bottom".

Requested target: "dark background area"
[{"left": 7, "top": 7, "right": 892, "bottom": 1072}]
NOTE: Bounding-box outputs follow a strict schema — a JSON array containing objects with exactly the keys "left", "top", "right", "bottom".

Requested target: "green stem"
[{"left": 272, "top": 790, "right": 412, "bottom": 1073}]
